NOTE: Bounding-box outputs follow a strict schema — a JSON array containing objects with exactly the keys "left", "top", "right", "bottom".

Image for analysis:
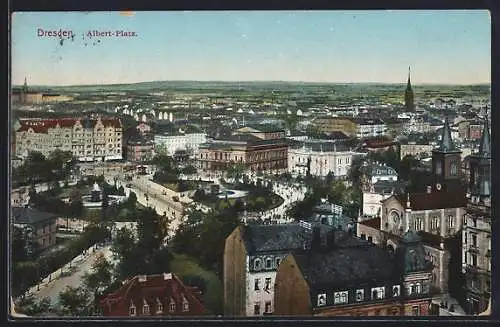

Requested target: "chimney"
[
  {"left": 426, "top": 186, "right": 431, "bottom": 194},
  {"left": 311, "top": 226, "right": 321, "bottom": 250}
]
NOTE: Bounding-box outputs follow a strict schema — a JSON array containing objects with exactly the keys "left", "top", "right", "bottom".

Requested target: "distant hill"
[{"left": 11, "top": 80, "right": 491, "bottom": 94}]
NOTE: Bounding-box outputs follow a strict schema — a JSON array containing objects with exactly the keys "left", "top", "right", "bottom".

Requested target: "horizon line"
[{"left": 11, "top": 79, "right": 492, "bottom": 88}]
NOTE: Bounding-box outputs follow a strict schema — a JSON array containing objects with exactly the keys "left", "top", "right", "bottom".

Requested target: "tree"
[
  {"left": 58, "top": 286, "right": 90, "bottom": 316},
  {"left": 16, "top": 295, "right": 51, "bottom": 316},
  {"left": 82, "top": 253, "right": 113, "bottom": 313}
]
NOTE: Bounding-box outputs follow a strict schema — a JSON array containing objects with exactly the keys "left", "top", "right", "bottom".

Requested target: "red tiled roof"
[
  {"left": 99, "top": 273, "right": 207, "bottom": 316},
  {"left": 393, "top": 191, "right": 466, "bottom": 211},
  {"left": 359, "top": 217, "right": 381, "bottom": 229},
  {"left": 17, "top": 117, "right": 121, "bottom": 133}
]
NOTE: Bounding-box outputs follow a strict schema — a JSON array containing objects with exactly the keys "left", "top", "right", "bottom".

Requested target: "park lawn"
[{"left": 170, "top": 253, "right": 223, "bottom": 315}]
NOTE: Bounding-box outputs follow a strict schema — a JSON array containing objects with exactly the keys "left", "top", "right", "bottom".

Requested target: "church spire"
[
  {"left": 478, "top": 113, "right": 490, "bottom": 158},
  {"left": 406, "top": 66, "right": 412, "bottom": 91},
  {"left": 22, "top": 77, "right": 28, "bottom": 93},
  {"left": 437, "top": 116, "right": 457, "bottom": 152}
]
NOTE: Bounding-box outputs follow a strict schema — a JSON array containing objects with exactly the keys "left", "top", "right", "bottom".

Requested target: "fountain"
[
  {"left": 63, "top": 182, "right": 128, "bottom": 209},
  {"left": 90, "top": 182, "right": 102, "bottom": 202}
]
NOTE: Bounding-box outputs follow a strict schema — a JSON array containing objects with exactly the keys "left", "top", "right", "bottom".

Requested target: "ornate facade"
[
  {"left": 14, "top": 117, "right": 123, "bottom": 162},
  {"left": 462, "top": 118, "right": 491, "bottom": 314}
]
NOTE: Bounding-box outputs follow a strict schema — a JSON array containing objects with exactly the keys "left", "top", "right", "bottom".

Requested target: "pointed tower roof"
[
  {"left": 406, "top": 66, "right": 412, "bottom": 91},
  {"left": 478, "top": 116, "right": 491, "bottom": 158},
  {"left": 436, "top": 117, "right": 458, "bottom": 152},
  {"left": 22, "top": 77, "right": 28, "bottom": 92}
]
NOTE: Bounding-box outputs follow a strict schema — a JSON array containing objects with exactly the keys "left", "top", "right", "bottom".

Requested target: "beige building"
[
  {"left": 15, "top": 117, "right": 123, "bottom": 162},
  {"left": 400, "top": 142, "right": 435, "bottom": 160}
]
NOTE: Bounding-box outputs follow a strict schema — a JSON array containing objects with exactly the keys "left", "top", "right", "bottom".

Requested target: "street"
[{"left": 27, "top": 245, "right": 115, "bottom": 308}]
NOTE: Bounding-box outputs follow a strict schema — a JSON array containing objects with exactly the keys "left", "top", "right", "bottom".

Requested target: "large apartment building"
[
  {"left": 14, "top": 117, "right": 123, "bottom": 162},
  {"left": 462, "top": 119, "right": 491, "bottom": 315}
]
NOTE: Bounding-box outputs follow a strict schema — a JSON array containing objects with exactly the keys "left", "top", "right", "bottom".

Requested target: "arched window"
[
  {"left": 368, "top": 236, "right": 373, "bottom": 243},
  {"left": 254, "top": 258, "right": 262, "bottom": 270},
  {"left": 360, "top": 234, "right": 366, "bottom": 240},
  {"left": 265, "top": 258, "right": 272, "bottom": 269},
  {"left": 317, "top": 294, "right": 327, "bottom": 307}
]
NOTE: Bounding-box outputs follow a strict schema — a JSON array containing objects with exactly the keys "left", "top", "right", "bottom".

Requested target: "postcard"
[{"left": 9, "top": 10, "right": 491, "bottom": 319}]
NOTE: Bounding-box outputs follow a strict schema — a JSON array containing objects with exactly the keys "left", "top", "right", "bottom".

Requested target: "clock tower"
[{"left": 431, "top": 117, "right": 463, "bottom": 192}]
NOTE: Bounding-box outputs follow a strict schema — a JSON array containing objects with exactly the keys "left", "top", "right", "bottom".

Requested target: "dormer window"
[
  {"left": 254, "top": 258, "right": 262, "bottom": 270},
  {"left": 129, "top": 301, "right": 136, "bottom": 316},
  {"left": 356, "top": 289, "right": 364, "bottom": 302},
  {"left": 334, "top": 291, "right": 349, "bottom": 304},
  {"left": 156, "top": 298, "right": 163, "bottom": 314},
  {"left": 275, "top": 258, "right": 281, "bottom": 267},
  {"left": 182, "top": 300, "right": 189, "bottom": 312},
  {"left": 371, "top": 287, "right": 385, "bottom": 300},
  {"left": 392, "top": 285, "right": 400, "bottom": 297},
  {"left": 317, "top": 294, "right": 327, "bottom": 307},
  {"left": 143, "top": 301, "right": 150, "bottom": 315},
  {"left": 265, "top": 258, "right": 272, "bottom": 269},
  {"left": 169, "top": 301, "right": 176, "bottom": 313}
]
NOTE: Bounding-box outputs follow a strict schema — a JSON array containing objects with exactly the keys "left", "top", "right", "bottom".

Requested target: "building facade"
[
  {"left": 223, "top": 223, "right": 330, "bottom": 317},
  {"left": 99, "top": 273, "right": 208, "bottom": 316},
  {"left": 12, "top": 206, "right": 58, "bottom": 250},
  {"left": 462, "top": 119, "right": 491, "bottom": 315},
  {"left": 197, "top": 135, "right": 288, "bottom": 173},
  {"left": 287, "top": 142, "right": 353, "bottom": 178},
  {"left": 126, "top": 137, "right": 155, "bottom": 163},
  {"left": 15, "top": 117, "right": 123, "bottom": 162},
  {"left": 11, "top": 78, "right": 72, "bottom": 104},
  {"left": 400, "top": 142, "right": 435, "bottom": 160},
  {"left": 154, "top": 133, "right": 207, "bottom": 156},
  {"left": 274, "top": 230, "right": 433, "bottom": 316}
]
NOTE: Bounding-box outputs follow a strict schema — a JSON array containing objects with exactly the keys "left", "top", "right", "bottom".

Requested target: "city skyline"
[{"left": 12, "top": 10, "right": 490, "bottom": 86}]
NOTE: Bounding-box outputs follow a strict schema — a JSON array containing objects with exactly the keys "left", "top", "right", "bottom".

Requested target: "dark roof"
[
  {"left": 242, "top": 223, "right": 334, "bottom": 254},
  {"left": 372, "top": 180, "right": 406, "bottom": 194},
  {"left": 359, "top": 217, "right": 381, "bottom": 229},
  {"left": 12, "top": 207, "right": 57, "bottom": 224},
  {"left": 392, "top": 191, "right": 467, "bottom": 211},
  {"left": 293, "top": 236, "right": 398, "bottom": 288},
  {"left": 478, "top": 119, "right": 491, "bottom": 158},
  {"left": 294, "top": 142, "right": 351, "bottom": 152},
  {"left": 435, "top": 118, "right": 458, "bottom": 152},
  {"left": 245, "top": 124, "right": 285, "bottom": 133},
  {"left": 324, "top": 131, "right": 350, "bottom": 140}
]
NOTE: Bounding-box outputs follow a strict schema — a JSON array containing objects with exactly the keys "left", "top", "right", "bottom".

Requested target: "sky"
[{"left": 11, "top": 10, "right": 491, "bottom": 86}]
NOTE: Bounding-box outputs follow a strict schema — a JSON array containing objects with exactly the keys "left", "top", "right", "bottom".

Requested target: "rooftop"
[{"left": 12, "top": 206, "right": 57, "bottom": 225}]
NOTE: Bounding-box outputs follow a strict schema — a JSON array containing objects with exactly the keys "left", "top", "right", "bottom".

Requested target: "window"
[
  {"left": 265, "top": 258, "right": 272, "bottom": 269},
  {"left": 254, "top": 278, "right": 260, "bottom": 291},
  {"left": 412, "top": 305, "right": 420, "bottom": 316},
  {"left": 334, "top": 291, "right": 348, "bottom": 304},
  {"left": 129, "top": 304, "right": 136, "bottom": 316},
  {"left": 317, "top": 294, "right": 327, "bottom": 307},
  {"left": 275, "top": 258, "right": 281, "bottom": 267},
  {"left": 182, "top": 301, "right": 189, "bottom": 312},
  {"left": 413, "top": 217, "right": 423, "bottom": 231},
  {"left": 471, "top": 253, "right": 477, "bottom": 266},
  {"left": 371, "top": 287, "right": 385, "bottom": 300},
  {"left": 367, "top": 236, "right": 373, "bottom": 243},
  {"left": 431, "top": 216, "right": 439, "bottom": 230},
  {"left": 254, "top": 303, "right": 261, "bottom": 315},
  {"left": 156, "top": 299, "right": 163, "bottom": 314},
  {"left": 254, "top": 258, "right": 262, "bottom": 270},
  {"left": 356, "top": 289, "right": 364, "bottom": 302},
  {"left": 360, "top": 234, "right": 366, "bottom": 240},
  {"left": 473, "top": 218, "right": 477, "bottom": 227},
  {"left": 143, "top": 303, "right": 150, "bottom": 315},
  {"left": 392, "top": 285, "right": 400, "bottom": 297},
  {"left": 264, "top": 278, "right": 272, "bottom": 292},
  {"left": 169, "top": 302, "right": 176, "bottom": 313},
  {"left": 471, "top": 234, "right": 477, "bottom": 247},
  {"left": 265, "top": 301, "right": 272, "bottom": 313},
  {"left": 447, "top": 215, "right": 454, "bottom": 228}
]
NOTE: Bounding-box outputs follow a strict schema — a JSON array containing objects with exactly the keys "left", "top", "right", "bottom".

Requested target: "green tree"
[
  {"left": 58, "top": 286, "right": 90, "bottom": 316},
  {"left": 82, "top": 253, "right": 113, "bottom": 313},
  {"left": 16, "top": 294, "right": 51, "bottom": 316}
]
